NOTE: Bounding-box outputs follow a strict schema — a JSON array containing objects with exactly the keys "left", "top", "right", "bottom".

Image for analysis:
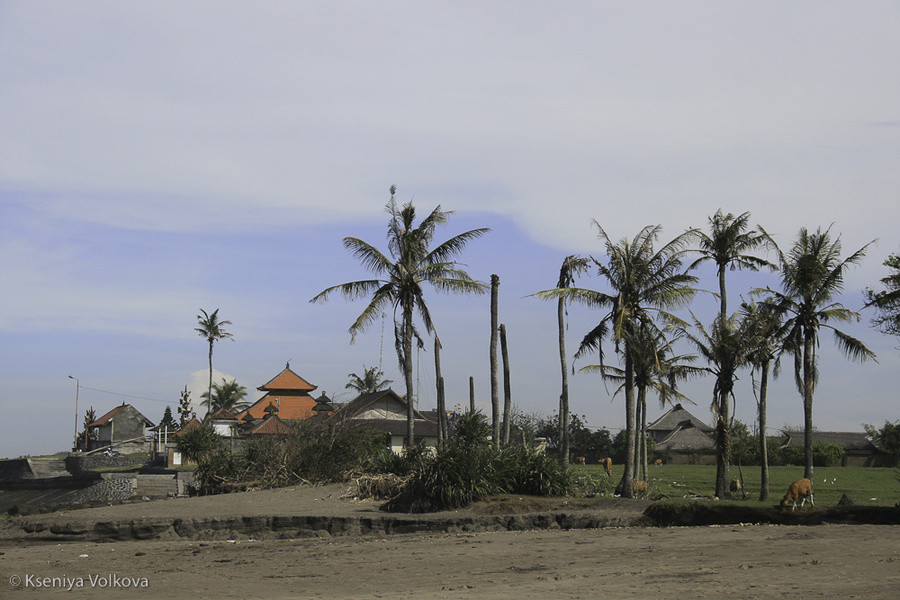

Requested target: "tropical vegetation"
[{"left": 195, "top": 308, "right": 234, "bottom": 418}]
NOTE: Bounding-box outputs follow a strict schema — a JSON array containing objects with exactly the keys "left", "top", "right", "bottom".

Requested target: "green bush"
[{"left": 175, "top": 424, "right": 223, "bottom": 463}]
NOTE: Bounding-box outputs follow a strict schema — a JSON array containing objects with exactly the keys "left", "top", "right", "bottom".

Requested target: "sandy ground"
[{"left": 2, "top": 484, "right": 899, "bottom": 599}]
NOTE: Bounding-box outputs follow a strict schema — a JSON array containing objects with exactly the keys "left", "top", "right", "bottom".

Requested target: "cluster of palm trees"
[
  {"left": 537, "top": 213, "right": 875, "bottom": 498},
  {"left": 310, "top": 187, "right": 876, "bottom": 500}
]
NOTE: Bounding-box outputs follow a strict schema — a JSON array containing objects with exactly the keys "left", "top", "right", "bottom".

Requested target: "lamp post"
[{"left": 68, "top": 375, "right": 79, "bottom": 450}]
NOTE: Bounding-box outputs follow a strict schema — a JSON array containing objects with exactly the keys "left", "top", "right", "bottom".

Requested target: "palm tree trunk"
[
  {"left": 803, "top": 329, "right": 815, "bottom": 480},
  {"left": 207, "top": 342, "right": 214, "bottom": 419},
  {"left": 403, "top": 304, "right": 415, "bottom": 449},
  {"left": 718, "top": 266, "right": 728, "bottom": 318},
  {"left": 490, "top": 274, "right": 500, "bottom": 450},
  {"left": 434, "top": 337, "right": 445, "bottom": 450},
  {"left": 557, "top": 296, "right": 570, "bottom": 468},
  {"left": 633, "top": 391, "right": 642, "bottom": 479},
  {"left": 618, "top": 347, "right": 636, "bottom": 498},
  {"left": 640, "top": 389, "right": 648, "bottom": 481},
  {"left": 469, "top": 376, "right": 475, "bottom": 413},
  {"left": 715, "top": 387, "right": 731, "bottom": 498},
  {"left": 758, "top": 360, "right": 770, "bottom": 501},
  {"left": 500, "top": 324, "right": 511, "bottom": 447}
]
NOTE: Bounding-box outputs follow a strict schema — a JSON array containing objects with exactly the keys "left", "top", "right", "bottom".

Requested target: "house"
[
  {"left": 647, "top": 403, "right": 716, "bottom": 464},
  {"left": 236, "top": 362, "right": 322, "bottom": 422},
  {"left": 332, "top": 388, "right": 440, "bottom": 453},
  {"left": 85, "top": 403, "right": 155, "bottom": 453},
  {"left": 777, "top": 430, "right": 888, "bottom": 467}
]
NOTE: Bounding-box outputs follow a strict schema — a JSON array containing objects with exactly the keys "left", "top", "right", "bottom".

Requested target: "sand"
[{"left": 2, "top": 483, "right": 898, "bottom": 599}]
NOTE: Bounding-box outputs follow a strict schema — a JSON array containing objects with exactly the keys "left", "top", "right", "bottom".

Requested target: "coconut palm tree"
[
  {"left": 195, "top": 308, "right": 233, "bottom": 418},
  {"left": 311, "top": 187, "right": 489, "bottom": 447},
  {"left": 691, "top": 210, "right": 773, "bottom": 318},
  {"left": 765, "top": 226, "right": 876, "bottom": 479},
  {"left": 534, "top": 224, "right": 697, "bottom": 497},
  {"left": 864, "top": 252, "right": 900, "bottom": 342},
  {"left": 200, "top": 378, "right": 249, "bottom": 414},
  {"left": 740, "top": 297, "right": 784, "bottom": 501},
  {"left": 679, "top": 312, "right": 747, "bottom": 498},
  {"left": 582, "top": 328, "right": 699, "bottom": 481},
  {"left": 346, "top": 365, "right": 392, "bottom": 394}
]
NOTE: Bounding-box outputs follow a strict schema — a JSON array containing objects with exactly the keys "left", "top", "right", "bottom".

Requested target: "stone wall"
[{"left": 66, "top": 454, "right": 150, "bottom": 474}]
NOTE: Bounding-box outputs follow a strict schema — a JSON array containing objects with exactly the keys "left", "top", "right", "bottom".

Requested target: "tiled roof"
[
  {"left": 257, "top": 363, "right": 317, "bottom": 392},
  {"left": 172, "top": 418, "right": 201, "bottom": 437},
  {"left": 655, "top": 422, "right": 715, "bottom": 451},
  {"left": 779, "top": 431, "right": 878, "bottom": 453},
  {"left": 335, "top": 388, "right": 431, "bottom": 421},
  {"left": 350, "top": 418, "right": 440, "bottom": 438},
  {"left": 208, "top": 408, "right": 239, "bottom": 421},
  {"left": 236, "top": 394, "right": 318, "bottom": 421},
  {"left": 245, "top": 415, "right": 295, "bottom": 436},
  {"left": 86, "top": 404, "right": 154, "bottom": 428}
]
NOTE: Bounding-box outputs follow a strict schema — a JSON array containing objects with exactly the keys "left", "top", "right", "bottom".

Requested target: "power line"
[{"left": 78, "top": 385, "right": 173, "bottom": 405}]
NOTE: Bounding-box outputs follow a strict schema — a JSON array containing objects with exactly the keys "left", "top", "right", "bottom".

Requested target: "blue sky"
[{"left": 1, "top": 1, "right": 899, "bottom": 458}]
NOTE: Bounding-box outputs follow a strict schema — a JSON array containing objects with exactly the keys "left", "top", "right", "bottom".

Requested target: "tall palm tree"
[
  {"left": 345, "top": 365, "right": 392, "bottom": 394},
  {"left": 864, "top": 252, "right": 900, "bottom": 341},
  {"left": 544, "top": 255, "right": 589, "bottom": 467},
  {"left": 311, "top": 187, "right": 489, "bottom": 447},
  {"left": 534, "top": 224, "right": 697, "bottom": 497},
  {"left": 200, "top": 378, "right": 249, "bottom": 413},
  {"left": 740, "top": 297, "right": 784, "bottom": 501},
  {"left": 195, "top": 308, "right": 233, "bottom": 418},
  {"left": 691, "top": 210, "right": 773, "bottom": 318},
  {"left": 680, "top": 312, "right": 746, "bottom": 498},
  {"left": 766, "top": 226, "right": 875, "bottom": 479}
]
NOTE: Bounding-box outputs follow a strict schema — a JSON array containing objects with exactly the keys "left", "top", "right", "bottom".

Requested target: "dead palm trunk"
[
  {"left": 469, "top": 376, "right": 475, "bottom": 413},
  {"left": 500, "top": 324, "right": 511, "bottom": 447},
  {"left": 490, "top": 274, "right": 500, "bottom": 450}
]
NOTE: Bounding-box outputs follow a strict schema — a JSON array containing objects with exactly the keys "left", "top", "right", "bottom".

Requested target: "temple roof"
[{"left": 257, "top": 362, "right": 317, "bottom": 393}]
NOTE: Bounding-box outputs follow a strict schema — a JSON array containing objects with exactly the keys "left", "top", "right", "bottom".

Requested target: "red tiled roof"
[
  {"left": 208, "top": 408, "right": 239, "bottom": 421},
  {"left": 236, "top": 394, "right": 318, "bottom": 421},
  {"left": 172, "top": 418, "right": 201, "bottom": 437},
  {"left": 257, "top": 363, "right": 317, "bottom": 392}
]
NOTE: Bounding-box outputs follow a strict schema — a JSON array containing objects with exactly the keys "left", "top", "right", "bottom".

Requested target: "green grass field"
[{"left": 571, "top": 463, "right": 900, "bottom": 507}]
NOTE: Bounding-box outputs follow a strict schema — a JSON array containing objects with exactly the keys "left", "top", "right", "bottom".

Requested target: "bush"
[{"left": 176, "top": 424, "right": 223, "bottom": 463}]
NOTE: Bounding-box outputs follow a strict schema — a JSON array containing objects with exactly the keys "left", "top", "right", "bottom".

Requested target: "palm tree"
[
  {"left": 534, "top": 224, "right": 697, "bottom": 497},
  {"left": 200, "top": 378, "right": 249, "bottom": 413},
  {"left": 311, "top": 187, "right": 489, "bottom": 447},
  {"left": 541, "top": 255, "right": 589, "bottom": 467},
  {"left": 680, "top": 312, "right": 746, "bottom": 498},
  {"left": 864, "top": 252, "right": 900, "bottom": 341},
  {"left": 740, "top": 297, "right": 784, "bottom": 501},
  {"left": 195, "top": 308, "right": 233, "bottom": 418},
  {"left": 582, "top": 329, "right": 699, "bottom": 481},
  {"left": 691, "top": 210, "right": 773, "bottom": 318},
  {"left": 766, "top": 226, "right": 876, "bottom": 479},
  {"left": 346, "top": 365, "right": 392, "bottom": 394}
]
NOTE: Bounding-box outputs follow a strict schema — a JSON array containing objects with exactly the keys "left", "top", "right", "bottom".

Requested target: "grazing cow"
[
  {"left": 653, "top": 459, "right": 663, "bottom": 466},
  {"left": 599, "top": 457, "right": 613, "bottom": 477},
  {"left": 575, "top": 456, "right": 586, "bottom": 465},
  {"left": 730, "top": 478, "right": 742, "bottom": 493},
  {"left": 632, "top": 480, "right": 648, "bottom": 497},
  {"left": 780, "top": 478, "right": 815, "bottom": 511}
]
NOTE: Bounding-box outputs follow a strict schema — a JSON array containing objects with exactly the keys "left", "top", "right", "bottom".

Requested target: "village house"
[
  {"left": 332, "top": 388, "right": 440, "bottom": 452},
  {"left": 776, "top": 430, "right": 888, "bottom": 467},
  {"left": 84, "top": 403, "right": 155, "bottom": 453},
  {"left": 647, "top": 403, "right": 716, "bottom": 464}
]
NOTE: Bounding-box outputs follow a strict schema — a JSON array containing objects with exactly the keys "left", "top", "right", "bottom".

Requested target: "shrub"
[{"left": 175, "top": 424, "right": 223, "bottom": 463}]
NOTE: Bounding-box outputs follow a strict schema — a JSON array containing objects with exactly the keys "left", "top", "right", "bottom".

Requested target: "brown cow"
[
  {"left": 632, "top": 480, "right": 648, "bottom": 497},
  {"left": 599, "top": 457, "right": 613, "bottom": 477},
  {"left": 653, "top": 459, "right": 663, "bottom": 466},
  {"left": 574, "top": 456, "right": 586, "bottom": 465},
  {"left": 780, "top": 478, "right": 814, "bottom": 511},
  {"left": 730, "top": 478, "right": 742, "bottom": 493}
]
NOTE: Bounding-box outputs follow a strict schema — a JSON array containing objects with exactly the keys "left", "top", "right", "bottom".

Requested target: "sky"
[{"left": 1, "top": 1, "right": 899, "bottom": 459}]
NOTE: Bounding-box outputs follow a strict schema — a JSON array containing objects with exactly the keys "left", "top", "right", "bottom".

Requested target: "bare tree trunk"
[
  {"left": 714, "top": 387, "right": 731, "bottom": 498},
  {"left": 803, "top": 329, "right": 815, "bottom": 481},
  {"left": 469, "top": 376, "right": 475, "bottom": 413},
  {"left": 758, "top": 360, "right": 770, "bottom": 501},
  {"left": 557, "top": 296, "right": 570, "bottom": 468},
  {"left": 500, "top": 324, "right": 511, "bottom": 447},
  {"left": 434, "top": 336, "right": 445, "bottom": 450},
  {"left": 490, "top": 274, "right": 500, "bottom": 450}
]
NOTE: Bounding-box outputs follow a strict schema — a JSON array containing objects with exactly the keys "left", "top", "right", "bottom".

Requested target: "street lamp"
[{"left": 69, "top": 375, "right": 79, "bottom": 450}]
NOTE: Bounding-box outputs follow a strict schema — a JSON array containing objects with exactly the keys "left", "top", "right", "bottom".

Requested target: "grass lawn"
[{"left": 571, "top": 463, "right": 900, "bottom": 507}]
